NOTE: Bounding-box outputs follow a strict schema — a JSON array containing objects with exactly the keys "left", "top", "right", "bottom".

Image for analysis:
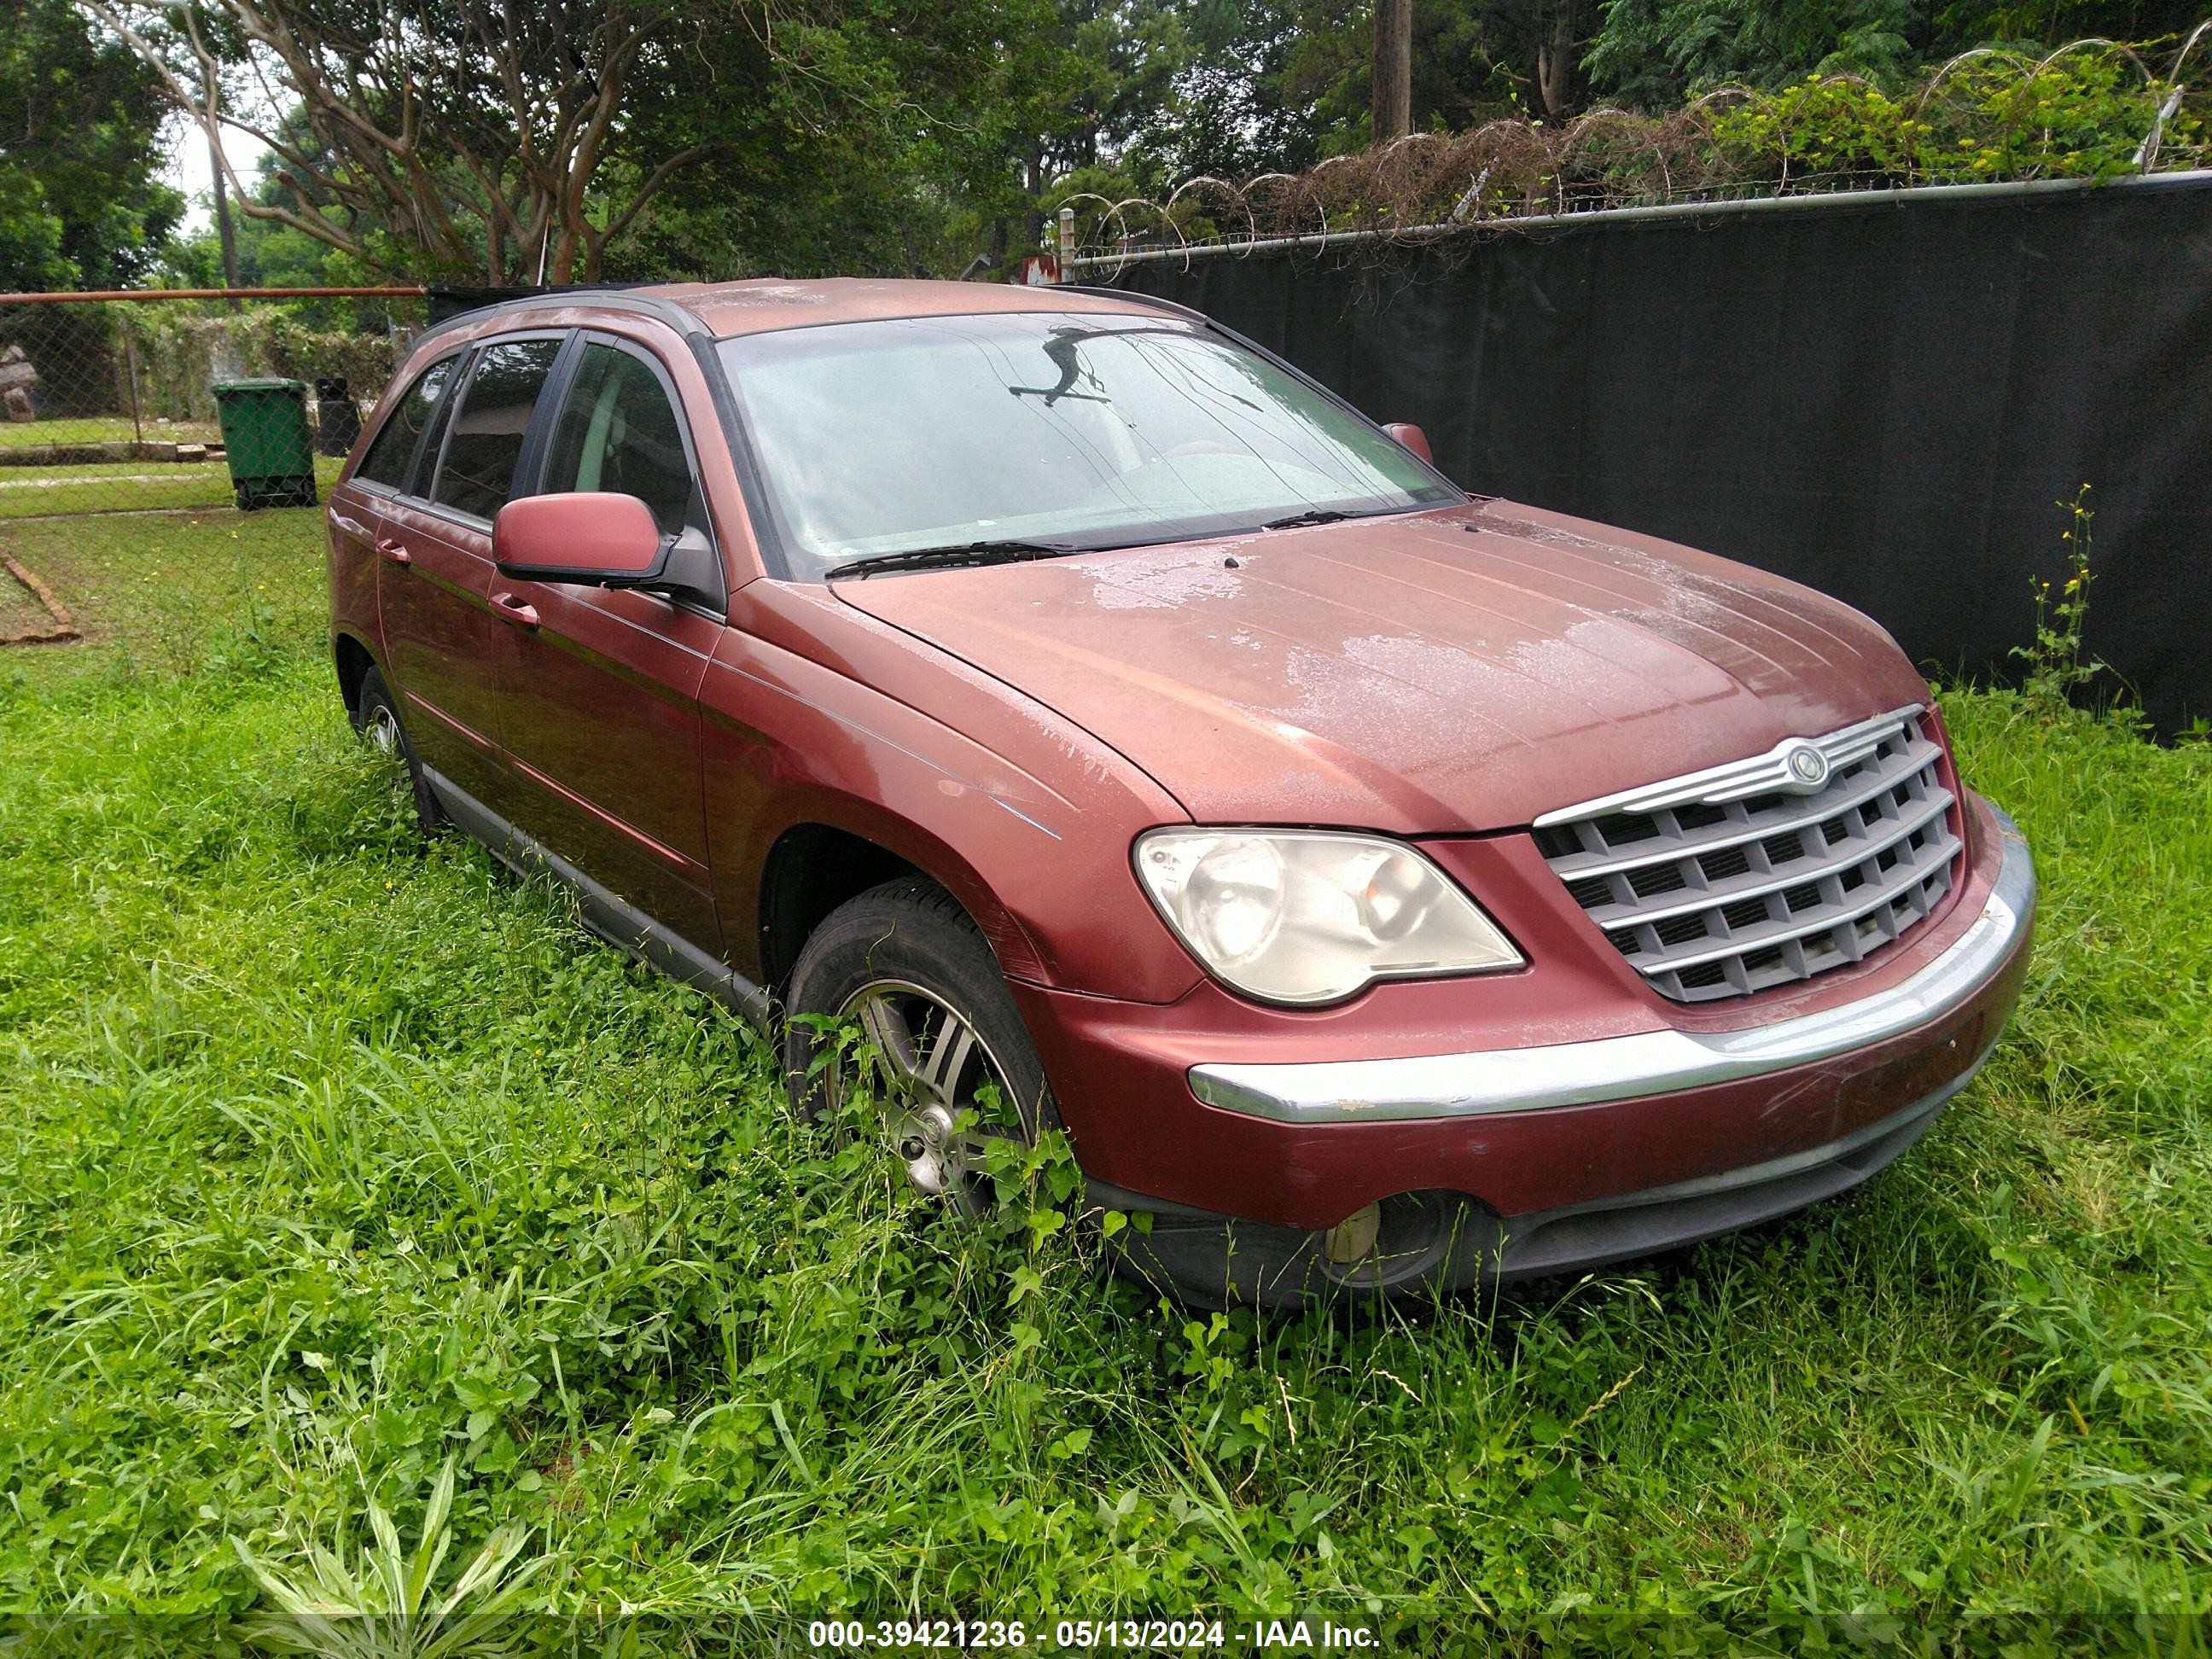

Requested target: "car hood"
[{"left": 831, "top": 501, "right": 1934, "bottom": 835}]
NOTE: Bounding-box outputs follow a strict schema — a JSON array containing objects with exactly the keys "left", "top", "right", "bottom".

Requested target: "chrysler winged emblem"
[{"left": 1782, "top": 742, "right": 1831, "bottom": 791}]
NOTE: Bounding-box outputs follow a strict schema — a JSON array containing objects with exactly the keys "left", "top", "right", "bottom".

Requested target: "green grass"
[
  {"left": 0, "top": 416, "right": 220, "bottom": 450},
  {"left": 0, "top": 526, "right": 2208, "bottom": 1653},
  {"left": 0, "top": 458, "right": 230, "bottom": 480},
  {"left": 0, "top": 510, "right": 325, "bottom": 683},
  {"left": 0, "top": 569, "right": 50, "bottom": 638},
  {"left": 0, "top": 455, "right": 342, "bottom": 520}
]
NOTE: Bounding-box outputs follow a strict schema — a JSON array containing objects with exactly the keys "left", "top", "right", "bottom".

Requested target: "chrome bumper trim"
[{"left": 1187, "top": 804, "right": 2034, "bottom": 1126}]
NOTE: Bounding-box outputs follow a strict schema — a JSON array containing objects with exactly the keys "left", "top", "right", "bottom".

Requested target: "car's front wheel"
[{"left": 782, "top": 878, "right": 1052, "bottom": 1212}]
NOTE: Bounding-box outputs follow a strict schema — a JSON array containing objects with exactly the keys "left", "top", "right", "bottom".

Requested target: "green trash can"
[{"left": 211, "top": 377, "right": 318, "bottom": 511}]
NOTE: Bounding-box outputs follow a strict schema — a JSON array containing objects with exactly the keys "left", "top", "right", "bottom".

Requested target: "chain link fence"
[{"left": 0, "top": 289, "right": 422, "bottom": 654}]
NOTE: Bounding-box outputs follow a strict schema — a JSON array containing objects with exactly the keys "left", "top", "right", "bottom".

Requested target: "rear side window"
[
  {"left": 540, "top": 342, "right": 696, "bottom": 537},
  {"left": 430, "top": 338, "right": 562, "bottom": 521},
  {"left": 354, "top": 353, "right": 458, "bottom": 490}
]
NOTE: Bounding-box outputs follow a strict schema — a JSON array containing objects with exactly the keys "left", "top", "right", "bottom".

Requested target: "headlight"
[{"left": 1133, "top": 829, "right": 1522, "bottom": 1005}]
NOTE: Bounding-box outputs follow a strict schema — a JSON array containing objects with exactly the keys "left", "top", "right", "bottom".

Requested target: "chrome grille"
[{"left": 1533, "top": 707, "right": 1962, "bottom": 1003}]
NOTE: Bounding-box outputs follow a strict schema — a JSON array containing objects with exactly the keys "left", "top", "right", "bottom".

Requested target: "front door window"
[{"left": 539, "top": 342, "right": 700, "bottom": 537}]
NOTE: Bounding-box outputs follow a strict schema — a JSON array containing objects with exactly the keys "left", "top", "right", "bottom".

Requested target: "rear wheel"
[
  {"left": 352, "top": 665, "right": 444, "bottom": 835},
  {"left": 782, "top": 878, "right": 1051, "bottom": 1213}
]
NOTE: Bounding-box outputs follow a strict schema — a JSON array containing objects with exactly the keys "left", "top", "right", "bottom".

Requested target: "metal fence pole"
[{"left": 123, "top": 329, "right": 143, "bottom": 447}]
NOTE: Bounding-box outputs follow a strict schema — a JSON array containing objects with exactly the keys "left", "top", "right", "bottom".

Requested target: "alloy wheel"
[
  {"left": 364, "top": 702, "right": 404, "bottom": 757},
  {"left": 832, "top": 977, "right": 1029, "bottom": 1213}
]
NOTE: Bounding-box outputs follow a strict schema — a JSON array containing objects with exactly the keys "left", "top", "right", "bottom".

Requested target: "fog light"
[{"left": 1323, "top": 1202, "right": 1381, "bottom": 1264}]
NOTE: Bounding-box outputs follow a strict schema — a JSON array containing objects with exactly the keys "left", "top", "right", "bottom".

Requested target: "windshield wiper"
[
  {"left": 1261, "top": 508, "right": 1353, "bottom": 530},
  {"left": 828, "top": 538, "right": 1086, "bottom": 581}
]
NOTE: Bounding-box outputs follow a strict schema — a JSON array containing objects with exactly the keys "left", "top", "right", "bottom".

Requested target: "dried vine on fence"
[{"left": 1062, "top": 26, "right": 2212, "bottom": 269}]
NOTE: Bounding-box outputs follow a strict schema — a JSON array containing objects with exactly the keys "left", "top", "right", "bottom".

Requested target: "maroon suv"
[{"left": 327, "top": 279, "right": 2034, "bottom": 1308}]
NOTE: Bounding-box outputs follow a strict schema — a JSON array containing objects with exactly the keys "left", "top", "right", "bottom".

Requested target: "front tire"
[
  {"left": 352, "top": 664, "right": 445, "bottom": 835},
  {"left": 782, "top": 878, "right": 1052, "bottom": 1213}
]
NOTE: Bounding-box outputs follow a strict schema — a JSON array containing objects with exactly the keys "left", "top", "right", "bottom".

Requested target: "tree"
[
  {"left": 1944, "top": 0, "right": 2207, "bottom": 39},
  {"left": 1151, "top": 0, "right": 1531, "bottom": 171},
  {"left": 596, "top": 0, "right": 1063, "bottom": 279},
  {"left": 1586, "top": 0, "right": 1929, "bottom": 106},
  {"left": 1, "top": 0, "right": 183, "bottom": 290},
  {"left": 1584, "top": 0, "right": 2207, "bottom": 110},
  {"left": 79, "top": 0, "right": 822, "bottom": 282},
  {"left": 1139, "top": 2, "right": 1328, "bottom": 179},
  {"left": 971, "top": 0, "right": 1196, "bottom": 262},
  {"left": 83, "top": 0, "right": 1053, "bottom": 284}
]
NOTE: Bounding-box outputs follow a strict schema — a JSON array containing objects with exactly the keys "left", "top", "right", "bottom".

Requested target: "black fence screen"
[{"left": 1109, "top": 175, "right": 2212, "bottom": 734}]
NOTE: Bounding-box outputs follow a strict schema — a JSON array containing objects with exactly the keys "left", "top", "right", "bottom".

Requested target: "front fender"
[
  {"left": 701, "top": 583, "right": 1204, "bottom": 1004},
  {"left": 746, "top": 781, "right": 1057, "bottom": 987}
]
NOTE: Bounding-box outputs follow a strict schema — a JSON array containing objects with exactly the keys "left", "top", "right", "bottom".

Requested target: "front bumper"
[
  {"left": 1016, "top": 795, "right": 2034, "bottom": 1247},
  {"left": 1484, "top": 1061, "right": 1970, "bottom": 1281}
]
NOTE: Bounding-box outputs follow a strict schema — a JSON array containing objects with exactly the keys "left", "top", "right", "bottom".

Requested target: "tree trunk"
[
  {"left": 549, "top": 225, "right": 579, "bottom": 284},
  {"left": 1371, "top": 0, "right": 1412, "bottom": 144},
  {"left": 1536, "top": 0, "right": 1576, "bottom": 119},
  {"left": 207, "top": 125, "right": 242, "bottom": 305}
]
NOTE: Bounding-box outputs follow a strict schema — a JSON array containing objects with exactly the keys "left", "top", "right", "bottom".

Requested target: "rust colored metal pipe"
[{"left": 0, "top": 287, "right": 427, "bottom": 305}]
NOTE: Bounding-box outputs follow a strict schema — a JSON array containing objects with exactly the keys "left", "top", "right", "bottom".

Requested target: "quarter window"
[
  {"left": 354, "top": 352, "right": 458, "bottom": 491},
  {"left": 540, "top": 343, "right": 697, "bottom": 538},
  {"left": 430, "top": 338, "right": 562, "bottom": 521}
]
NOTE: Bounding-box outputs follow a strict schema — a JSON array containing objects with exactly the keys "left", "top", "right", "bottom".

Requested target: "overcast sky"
[{"left": 160, "top": 114, "right": 271, "bottom": 240}]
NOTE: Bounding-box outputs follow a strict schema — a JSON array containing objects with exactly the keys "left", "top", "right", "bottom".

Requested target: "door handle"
[
  {"left": 375, "top": 537, "right": 412, "bottom": 568},
  {"left": 491, "top": 591, "right": 540, "bottom": 629}
]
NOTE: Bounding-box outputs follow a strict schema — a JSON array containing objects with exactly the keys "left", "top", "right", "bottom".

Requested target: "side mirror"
[
  {"left": 1382, "top": 422, "right": 1433, "bottom": 464},
  {"left": 1380, "top": 424, "right": 1433, "bottom": 464},
  {"left": 493, "top": 492, "right": 664, "bottom": 584}
]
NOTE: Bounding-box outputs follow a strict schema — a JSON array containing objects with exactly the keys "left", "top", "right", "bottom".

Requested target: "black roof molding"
[{"left": 420, "top": 283, "right": 709, "bottom": 342}]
